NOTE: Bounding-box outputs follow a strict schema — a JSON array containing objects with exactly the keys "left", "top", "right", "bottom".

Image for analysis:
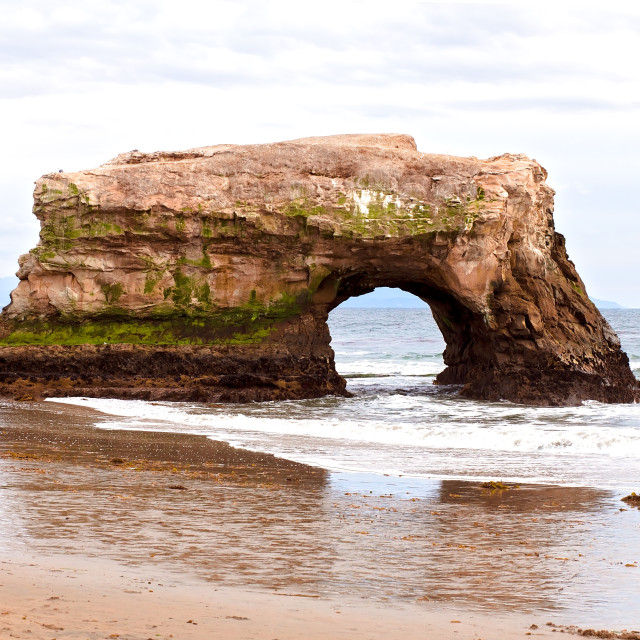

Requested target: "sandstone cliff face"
[{"left": 0, "top": 133, "right": 637, "bottom": 405}]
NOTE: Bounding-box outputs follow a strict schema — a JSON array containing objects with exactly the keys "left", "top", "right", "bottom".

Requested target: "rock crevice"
[{"left": 1, "top": 133, "right": 637, "bottom": 406}]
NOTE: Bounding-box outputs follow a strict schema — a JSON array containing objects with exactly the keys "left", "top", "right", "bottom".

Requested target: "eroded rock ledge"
[{"left": 0, "top": 133, "right": 637, "bottom": 406}]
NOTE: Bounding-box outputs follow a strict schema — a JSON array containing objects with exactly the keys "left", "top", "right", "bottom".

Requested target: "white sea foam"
[
  {"left": 338, "top": 358, "right": 444, "bottom": 376},
  {"left": 46, "top": 394, "right": 640, "bottom": 490},
  {"left": 48, "top": 395, "right": 640, "bottom": 457},
  {"left": 333, "top": 350, "right": 372, "bottom": 356}
]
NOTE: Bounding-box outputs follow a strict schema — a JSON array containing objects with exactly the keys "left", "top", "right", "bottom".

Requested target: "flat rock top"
[
  {"left": 98, "top": 133, "right": 532, "bottom": 172},
  {"left": 284, "top": 133, "right": 418, "bottom": 150},
  {"left": 102, "top": 133, "right": 419, "bottom": 167},
  {"left": 35, "top": 133, "right": 547, "bottom": 241}
]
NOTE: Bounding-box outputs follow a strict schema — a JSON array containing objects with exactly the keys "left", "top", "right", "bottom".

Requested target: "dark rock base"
[
  {"left": 0, "top": 344, "right": 349, "bottom": 403},
  {"left": 437, "top": 360, "right": 640, "bottom": 407},
  {"left": 2, "top": 343, "right": 638, "bottom": 407}
]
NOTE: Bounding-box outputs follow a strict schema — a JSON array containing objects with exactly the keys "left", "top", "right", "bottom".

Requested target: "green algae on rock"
[{"left": 0, "top": 133, "right": 638, "bottom": 405}]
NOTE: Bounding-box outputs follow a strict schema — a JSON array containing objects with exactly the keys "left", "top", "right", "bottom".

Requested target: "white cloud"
[{"left": 1, "top": 0, "right": 639, "bottom": 305}]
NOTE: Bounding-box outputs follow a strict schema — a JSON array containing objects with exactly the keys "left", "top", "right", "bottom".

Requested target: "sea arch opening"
[
  {"left": 327, "top": 287, "right": 447, "bottom": 389},
  {"left": 314, "top": 269, "right": 493, "bottom": 394}
]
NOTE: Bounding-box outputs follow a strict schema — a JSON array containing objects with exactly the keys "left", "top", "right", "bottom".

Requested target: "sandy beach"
[
  {"left": 0, "top": 553, "right": 567, "bottom": 640},
  {"left": 1, "top": 398, "right": 639, "bottom": 639}
]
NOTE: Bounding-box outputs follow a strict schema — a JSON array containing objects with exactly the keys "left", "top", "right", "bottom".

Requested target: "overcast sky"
[{"left": 2, "top": 0, "right": 639, "bottom": 305}]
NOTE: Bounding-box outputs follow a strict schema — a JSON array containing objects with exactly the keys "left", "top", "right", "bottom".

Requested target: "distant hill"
[
  {"left": 339, "top": 288, "right": 428, "bottom": 308},
  {"left": 590, "top": 297, "right": 623, "bottom": 309},
  {"left": 0, "top": 276, "right": 18, "bottom": 310},
  {"left": 339, "top": 288, "right": 626, "bottom": 310}
]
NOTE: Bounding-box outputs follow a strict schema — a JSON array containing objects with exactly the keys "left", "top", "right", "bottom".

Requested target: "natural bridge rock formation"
[{"left": 0, "top": 134, "right": 637, "bottom": 406}]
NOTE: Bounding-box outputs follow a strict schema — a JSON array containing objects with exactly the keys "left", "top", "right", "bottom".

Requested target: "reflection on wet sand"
[{"left": 1, "top": 400, "right": 639, "bottom": 628}]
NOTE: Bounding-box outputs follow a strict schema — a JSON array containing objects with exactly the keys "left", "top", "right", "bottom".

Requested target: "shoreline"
[{"left": 2, "top": 398, "right": 640, "bottom": 638}]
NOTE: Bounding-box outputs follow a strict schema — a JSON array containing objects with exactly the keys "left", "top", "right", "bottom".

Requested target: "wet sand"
[{"left": 1, "top": 399, "right": 639, "bottom": 639}]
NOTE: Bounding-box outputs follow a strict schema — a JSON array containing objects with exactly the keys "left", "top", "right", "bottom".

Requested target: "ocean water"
[{"left": 49, "top": 307, "right": 640, "bottom": 492}]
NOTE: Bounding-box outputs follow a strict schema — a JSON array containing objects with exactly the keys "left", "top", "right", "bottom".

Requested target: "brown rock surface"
[{"left": 0, "top": 133, "right": 637, "bottom": 405}]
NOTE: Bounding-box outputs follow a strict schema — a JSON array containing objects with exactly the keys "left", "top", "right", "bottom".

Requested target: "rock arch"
[{"left": 0, "top": 134, "right": 637, "bottom": 406}]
